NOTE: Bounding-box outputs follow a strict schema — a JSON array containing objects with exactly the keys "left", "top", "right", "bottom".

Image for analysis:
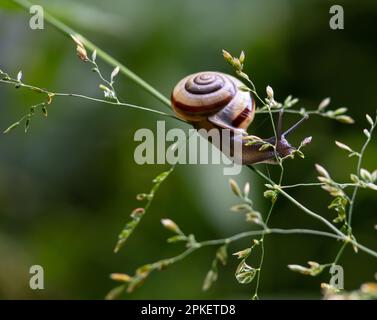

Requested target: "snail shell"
[
  {"left": 171, "top": 72, "right": 255, "bottom": 132},
  {"left": 170, "top": 71, "right": 304, "bottom": 165}
]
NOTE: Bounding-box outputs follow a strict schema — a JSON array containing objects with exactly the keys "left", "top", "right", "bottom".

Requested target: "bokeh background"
[{"left": 0, "top": 0, "right": 376, "bottom": 299}]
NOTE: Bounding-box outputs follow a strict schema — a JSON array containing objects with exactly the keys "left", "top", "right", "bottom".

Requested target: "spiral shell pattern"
[{"left": 171, "top": 72, "right": 255, "bottom": 131}]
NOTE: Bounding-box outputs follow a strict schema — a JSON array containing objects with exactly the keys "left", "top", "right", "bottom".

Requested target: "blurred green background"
[{"left": 0, "top": 0, "right": 376, "bottom": 299}]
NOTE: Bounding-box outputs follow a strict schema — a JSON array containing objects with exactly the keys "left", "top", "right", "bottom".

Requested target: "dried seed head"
[
  {"left": 308, "top": 261, "right": 320, "bottom": 268},
  {"left": 360, "top": 169, "right": 371, "bottom": 182},
  {"left": 266, "top": 85, "right": 274, "bottom": 99},
  {"left": 17, "top": 70, "right": 23, "bottom": 82},
  {"left": 333, "top": 107, "right": 347, "bottom": 115},
  {"left": 161, "top": 218, "right": 181, "bottom": 234},
  {"left": 232, "top": 248, "right": 251, "bottom": 259},
  {"left": 287, "top": 264, "right": 311, "bottom": 275},
  {"left": 229, "top": 179, "right": 242, "bottom": 197},
  {"left": 111, "top": 66, "right": 120, "bottom": 81},
  {"left": 71, "top": 34, "right": 84, "bottom": 47},
  {"left": 230, "top": 204, "right": 251, "bottom": 212},
  {"left": 335, "top": 141, "right": 353, "bottom": 153},
  {"left": 222, "top": 49, "right": 233, "bottom": 62},
  {"left": 315, "top": 164, "right": 330, "bottom": 179},
  {"left": 92, "top": 50, "right": 97, "bottom": 62},
  {"left": 131, "top": 207, "right": 145, "bottom": 219},
  {"left": 239, "top": 51, "right": 245, "bottom": 64},
  {"left": 216, "top": 245, "right": 228, "bottom": 266},
  {"left": 366, "top": 114, "right": 374, "bottom": 126},
  {"left": 371, "top": 170, "right": 377, "bottom": 182},
  {"left": 244, "top": 182, "right": 250, "bottom": 198},
  {"left": 202, "top": 269, "right": 218, "bottom": 291},
  {"left": 71, "top": 34, "right": 88, "bottom": 62},
  {"left": 336, "top": 115, "right": 355, "bottom": 124},
  {"left": 301, "top": 136, "right": 312, "bottom": 147},
  {"left": 76, "top": 45, "right": 89, "bottom": 62},
  {"left": 232, "top": 58, "right": 242, "bottom": 70},
  {"left": 136, "top": 193, "right": 150, "bottom": 201},
  {"left": 110, "top": 273, "right": 132, "bottom": 283},
  {"left": 318, "top": 97, "right": 331, "bottom": 111}
]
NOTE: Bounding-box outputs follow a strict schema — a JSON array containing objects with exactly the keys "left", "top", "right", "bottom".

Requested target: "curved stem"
[
  {"left": 12, "top": 0, "right": 171, "bottom": 108},
  {"left": 253, "top": 164, "right": 284, "bottom": 299},
  {"left": 348, "top": 120, "right": 377, "bottom": 228},
  {"left": 0, "top": 78, "right": 178, "bottom": 120},
  {"left": 331, "top": 118, "right": 377, "bottom": 269},
  {"left": 281, "top": 182, "right": 357, "bottom": 189},
  {"left": 199, "top": 228, "right": 342, "bottom": 247},
  {"left": 253, "top": 202, "right": 275, "bottom": 299},
  {"left": 56, "top": 93, "right": 177, "bottom": 119},
  {"left": 247, "top": 165, "right": 377, "bottom": 258},
  {"left": 333, "top": 242, "right": 347, "bottom": 266},
  {"left": 248, "top": 165, "right": 341, "bottom": 236},
  {"left": 109, "top": 227, "right": 345, "bottom": 299}
]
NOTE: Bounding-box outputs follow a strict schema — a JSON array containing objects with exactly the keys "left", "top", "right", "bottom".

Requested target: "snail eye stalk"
[{"left": 278, "top": 112, "right": 309, "bottom": 139}]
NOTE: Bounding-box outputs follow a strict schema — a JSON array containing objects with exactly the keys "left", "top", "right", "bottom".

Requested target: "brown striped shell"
[{"left": 171, "top": 72, "right": 255, "bottom": 132}]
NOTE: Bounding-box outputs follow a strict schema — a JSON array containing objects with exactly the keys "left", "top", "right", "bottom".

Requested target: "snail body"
[{"left": 171, "top": 71, "right": 306, "bottom": 165}]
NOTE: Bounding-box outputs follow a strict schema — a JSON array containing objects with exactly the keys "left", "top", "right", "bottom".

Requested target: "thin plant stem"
[
  {"left": 90, "top": 59, "right": 120, "bottom": 103},
  {"left": 12, "top": 0, "right": 171, "bottom": 108},
  {"left": 331, "top": 117, "right": 377, "bottom": 269},
  {"left": 0, "top": 78, "right": 180, "bottom": 121},
  {"left": 281, "top": 182, "right": 357, "bottom": 189},
  {"left": 253, "top": 163, "right": 284, "bottom": 299},
  {"left": 276, "top": 189, "right": 377, "bottom": 257},
  {"left": 150, "top": 228, "right": 345, "bottom": 276},
  {"left": 150, "top": 225, "right": 376, "bottom": 276},
  {"left": 333, "top": 241, "right": 347, "bottom": 266},
  {"left": 348, "top": 120, "right": 377, "bottom": 229},
  {"left": 252, "top": 202, "right": 275, "bottom": 300},
  {"left": 109, "top": 226, "right": 344, "bottom": 299},
  {"left": 248, "top": 165, "right": 342, "bottom": 236},
  {"left": 200, "top": 228, "right": 342, "bottom": 247},
  {"left": 247, "top": 165, "right": 377, "bottom": 258}
]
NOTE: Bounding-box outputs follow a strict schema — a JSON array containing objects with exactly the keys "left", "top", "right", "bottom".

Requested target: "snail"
[{"left": 171, "top": 71, "right": 308, "bottom": 164}]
